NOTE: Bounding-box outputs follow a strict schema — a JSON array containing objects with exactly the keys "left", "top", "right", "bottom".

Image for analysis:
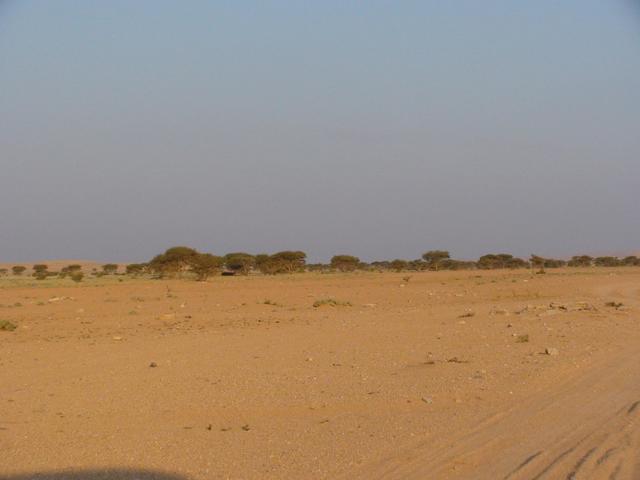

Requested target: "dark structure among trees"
[{"left": 224, "top": 253, "right": 255, "bottom": 275}]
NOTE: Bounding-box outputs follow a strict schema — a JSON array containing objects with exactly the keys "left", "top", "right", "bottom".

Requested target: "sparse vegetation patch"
[
  {"left": 313, "top": 298, "right": 352, "bottom": 308},
  {"left": 0, "top": 320, "right": 17, "bottom": 331}
]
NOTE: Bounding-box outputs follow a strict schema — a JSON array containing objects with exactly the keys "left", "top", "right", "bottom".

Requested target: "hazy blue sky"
[{"left": 1, "top": 1, "right": 639, "bottom": 262}]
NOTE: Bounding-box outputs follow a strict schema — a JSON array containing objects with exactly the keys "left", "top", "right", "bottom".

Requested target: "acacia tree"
[
  {"left": 258, "top": 251, "right": 307, "bottom": 274},
  {"left": 59, "top": 264, "right": 82, "bottom": 278},
  {"left": 530, "top": 255, "right": 565, "bottom": 269},
  {"left": 390, "top": 259, "right": 408, "bottom": 272},
  {"left": 567, "top": 255, "right": 593, "bottom": 267},
  {"left": 32, "top": 264, "right": 49, "bottom": 280},
  {"left": 543, "top": 258, "right": 566, "bottom": 268},
  {"left": 126, "top": 263, "right": 147, "bottom": 276},
  {"left": 529, "top": 255, "right": 545, "bottom": 271},
  {"left": 477, "top": 254, "right": 527, "bottom": 269},
  {"left": 148, "top": 246, "right": 199, "bottom": 278},
  {"left": 594, "top": 256, "right": 621, "bottom": 267},
  {"left": 439, "top": 259, "right": 476, "bottom": 270},
  {"left": 12, "top": 266, "right": 26, "bottom": 276},
  {"left": 254, "top": 254, "right": 270, "bottom": 270},
  {"left": 102, "top": 264, "right": 118, "bottom": 275},
  {"left": 190, "top": 253, "right": 224, "bottom": 281},
  {"left": 330, "top": 255, "right": 360, "bottom": 272},
  {"left": 422, "top": 250, "right": 450, "bottom": 271},
  {"left": 224, "top": 253, "right": 255, "bottom": 275},
  {"left": 274, "top": 251, "right": 307, "bottom": 272}
]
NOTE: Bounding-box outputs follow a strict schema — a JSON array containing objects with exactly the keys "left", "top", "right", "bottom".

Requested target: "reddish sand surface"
[{"left": 1, "top": 269, "right": 639, "bottom": 479}]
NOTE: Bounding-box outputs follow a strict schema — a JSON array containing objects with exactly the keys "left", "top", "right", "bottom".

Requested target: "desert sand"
[{"left": 1, "top": 268, "right": 639, "bottom": 479}]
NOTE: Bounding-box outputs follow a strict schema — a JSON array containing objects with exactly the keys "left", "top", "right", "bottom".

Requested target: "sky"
[{"left": 1, "top": 1, "right": 639, "bottom": 263}]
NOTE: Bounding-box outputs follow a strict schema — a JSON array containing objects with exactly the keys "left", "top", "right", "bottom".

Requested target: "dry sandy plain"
[{"left": 1, "top": 268, "right": 639, "bottom": 479}]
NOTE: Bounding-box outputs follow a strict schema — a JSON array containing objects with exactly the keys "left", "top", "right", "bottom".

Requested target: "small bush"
[
  {"left": 0, "top": 320, "right": 17, "bottom": 331},
  {"left": 71, "top": 272, "right": 84, "bottom": 283},
  {"left": 313, "top": 298, "right": 352, "bottom": 308}
]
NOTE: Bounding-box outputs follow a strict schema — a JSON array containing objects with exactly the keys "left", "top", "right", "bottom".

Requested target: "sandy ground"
[{"left": 1, "top": 269, "right": 639, "bottom": 479}]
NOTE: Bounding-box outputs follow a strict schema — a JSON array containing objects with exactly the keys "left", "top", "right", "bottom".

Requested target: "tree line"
[{"left": 2, "top": 248, "right": 637, "bottom": 281}]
